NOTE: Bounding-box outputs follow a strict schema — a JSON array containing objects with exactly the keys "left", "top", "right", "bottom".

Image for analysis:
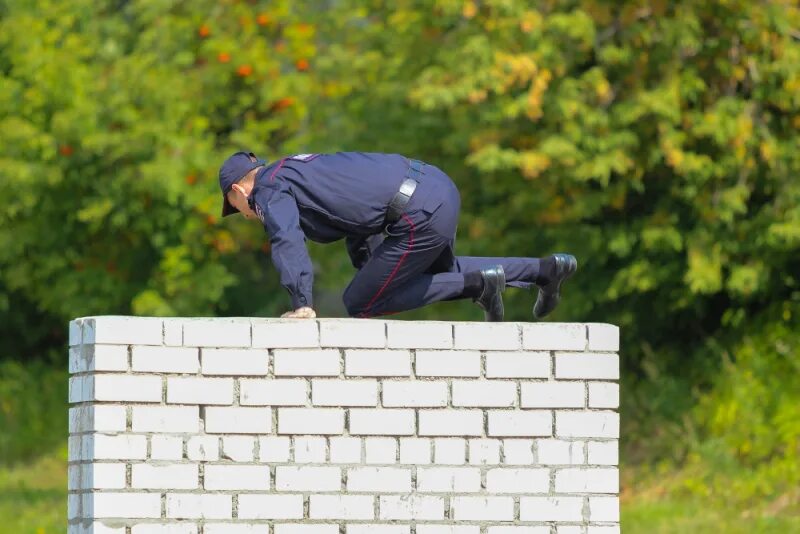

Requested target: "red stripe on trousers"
[{"left": 359, "top": 214, "right": 416, "bottom": 318}]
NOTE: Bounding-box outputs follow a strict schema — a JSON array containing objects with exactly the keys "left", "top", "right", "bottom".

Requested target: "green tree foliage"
[{"left": 1, "top": 0, "right": 799, "bottom": 507}]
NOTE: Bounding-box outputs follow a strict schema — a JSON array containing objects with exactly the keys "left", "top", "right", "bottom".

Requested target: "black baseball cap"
[{"left": 218, "top": 151, "right": 267, "bottom": 217}]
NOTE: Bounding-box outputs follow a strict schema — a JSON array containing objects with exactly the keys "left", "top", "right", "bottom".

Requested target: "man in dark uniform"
[{"left": 218, "top": 151, "right": 577, "bottom": 321}]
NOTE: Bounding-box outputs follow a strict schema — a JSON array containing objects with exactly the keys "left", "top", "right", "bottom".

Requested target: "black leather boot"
[
  {"left": 533, "top": 254, "right": 577, "bottom": 319},
  {"left": 473, "top": 265, "right": 506, "bottom": 322}
]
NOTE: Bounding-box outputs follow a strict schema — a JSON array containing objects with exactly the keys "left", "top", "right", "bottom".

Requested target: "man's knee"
[{"left": 342, "top": 286, "right": 368, "bottom": 317}]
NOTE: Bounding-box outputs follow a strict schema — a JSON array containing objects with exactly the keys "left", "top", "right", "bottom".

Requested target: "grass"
[
  {"left": 0, "top": 446, "right": 67, "bottom": 534},
  {"left": 2, "top": 447, "right": 799, "bottom": 534}
]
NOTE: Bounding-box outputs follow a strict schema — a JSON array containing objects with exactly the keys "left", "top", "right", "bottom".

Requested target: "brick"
[
  {"left": 89, "top": 492, "right": 161, "bottom": 518},
  {"left": 312, "top": 379, "right": 378, "bottom": 406},
  {"left": 274, "top": 526, "right": 338, "bottom": 534},
  {"left": 75, "top": 522, "right": 127, "bottom": 534},
  {"left": 589, "top": 382, "right": 619, "bottom": 408},
  {"left": 252, "top": 319, "right": 319, "bottom": 348},
  {"left": 68, "top": 435, "right": 82, "bottom": 462},
  {"left": 329, "top": 436, "right": 361, "bottom": 463},
  {"left": 521, "top": 381, "right": 585, "bottom": 408},
  {"left": 132, "top": 346, "right": 198, "bottom": 373},
  {"left": 92, "top": 374, "right": 162, "bottom": 402},
  {"left": 415, "top": 350, "right": 480, "bottom": 377},
  {"left": 260, "top": 436, "right": 291, "bottom": 462},
  {"left": 503, "top": 439, "right": 534, "bottom": 465},
  {"left": 151, "top": 435, "right": 183, "bottom": 460},
  {"left": 69, "top": 463, "right": 126, "bottom": 489},
  {"left": 347, "top": 467, "right": 411, "bottom": 492},
  {"left": 537, "top": 439, "right": 585, "bottom": 465},
  {"left": 434, "top": 438, "right": 466, "bottom": 465},
  {"left": 222, "top": 436, "right": 256, "bottom": 461},
  {"left": 83, "top": 316, "right": 163, "bottom": 345},
  {"left": 310, "top": 494, "right": 375, "bottom": 519},
  {"left": 205, "top": 407, "right": 270, "bottom": 434},
  {"left": 468, "top": 438, "right": 501, "bottom": 465},
  {"left": 350, "top": 409, "right": 414, "bottom": 435},
  {"left": 278, "top": 408, "right": 344, "bottom": 434},
  {"left": 204, "top": 465, "right": 270, "bottom": 490},
  {"left": 69, "top": 405, "right": 126, "bottom": 433},
  {"left": 556, "top": 527, "right": 582, "bottom": 534},
  {"left": 400, "top": 437, "right": 431, "bottom": 464},
  {"left": 555, "top": 352, "right": 619, "bottom": 379},
  {"left": 68, "top": 376, "right": 89, "bottom": 403},
  {"left": 345, "top": 349, "right": 411, "bottom": 376},
  {"left": 488, "top": 528, "right": 550, "bottom": 534},
  {"left": 131, "top": 525, "right": 197, "bottom": 534},
  {"left": 382, "top": 381, "right": 447, "bottom": 407},
  {"left": 365, "top": 437, "right": 397, "bottom": 464},
  {"left": 183, "top": 318, "right": 250, "bottom": 347},
  {"left": 276, "top": 466, "right": 341, "bottom": 491},
  {"left": 347, "top": 526, "right": 411, "bottom": 534},
  {"left": 69, "top": 319, "right": 82, "bottom": 346},
  {"left": 167, "top": 377, "right": 233, "bottom": 405},
  {"left": 202, "top": 348, "right": 268, "bottom": 375},
  {"left": 240, "top": 379, "right": 307, "bottom": 406},
  {"left": 416, "top": 467, "right": 480, "bottom": 492},
  {"left": 555, "top": 467, "right": 619, "bottom": 493},
  {"left": 587, "top": 527, "right": 621, "bottom": 534},
  {"left": 452, "top": 496, "right": 514, "bottom": 521},
  {"left": 379, "top": 495, "right": 444, "bottom": 520},
  {"left": 132, "top": 405, "right": 199, "bottom": 433},
  {"left": 187, "top": 436, "right": 219, "bottom": 461},
  {"left": 486, "top": 468, "right": 549, "bottom": 493},
  {"left": 89, "top": 434, "right": 147, "bottom": 460},
  {"left": 417, "top": 527, "right": 480, "bottom": 534},
  {"left": 587, "top": 323, "right": 620, "bottom": 351},
  {"left": 320, "top": 319, "right": 385, "bottom": 348},
  {"left": 274, "top": 349, "right": 340, "bottom": 376},
  {"left": 521, "top": 323, "right": 586, "bottom": 351},
  {"left": 590, "top": 496, "right": 620, "bottom": 521},
  {"left": 294, "top": 436, "right": 326, "bottom": 463},
  {"left": 205, "top": 526, "right": 269, "bottom": 534},
  {"left": 485, "top": 351, "right": 550, "bottom": 378},
  {"left": 163, "top": 319, "right": 183, "bottom": 346},
  {"left": 453, "top": 381, "right": 516, "bottom": 407},
  {"left": 238, "top": 494, "right": 304, "bottom": 519},
  {"left": 588, "top": 440, "right": 618, "bottom": 465},
  {"left": 69, "top": 344, "right": 128, "bottom": 373},
  {"left": 488, "top": 410, "right": 552, "bottom": 437},
  {"left": 386, "top": 321, "right": 452, "bottom": 348},
  {"left": 132, "top": 464, "right": 198, "bottom": 489},
  {"left": 519, "top": 496, "right": 583, "bottom": 521},
  {"left": 453, "top": 323, "right": 520, "bottom": 350},
  {"left": 419, "top": 409, "right": 482, "bottom": 436},
  {"left": 556, "top": 411, "right": 619, "bottom": 438},
  {"left": 166, "top": 493, "right": 232, "bottom": 519}
]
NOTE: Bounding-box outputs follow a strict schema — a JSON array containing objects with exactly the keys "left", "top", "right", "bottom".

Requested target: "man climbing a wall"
[{"left": 218, "top": 151, "right": 577, "bottom": 321}]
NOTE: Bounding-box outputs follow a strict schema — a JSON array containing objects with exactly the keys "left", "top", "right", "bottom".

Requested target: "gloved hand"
[{"left": 281, "top": 306, "right": 316, "bottom": 319}]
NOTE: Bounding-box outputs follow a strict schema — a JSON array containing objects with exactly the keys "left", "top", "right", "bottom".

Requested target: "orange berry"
[
  {"left": 256, "top": 13, "right": 270, "bottom": 26},
  {"left": 295, "top": 58, "right": 309, "bottom": 71},
  {"left": 185, "top": 174, "right": 197, "bottom": 185},
  {"left": 217, "top": 52, "right": 230, "bottom": 63},
  {"left": 198, "top": 24, "right": 211, "bottom": 37},
  {"left": 206, "top": 215, "right": 218, "bottom": 225},
  {"left": 236, "top": 64, "right": 253, "bottom": 77},
  {"left": 275, "top": 40, "right": 286, "bottom": 52},
  {"left": 274, "top": 97, "right": 294, "bottom": 109},
  {"left": 59, "top": 145, "right": 73, "bottom": 156}
]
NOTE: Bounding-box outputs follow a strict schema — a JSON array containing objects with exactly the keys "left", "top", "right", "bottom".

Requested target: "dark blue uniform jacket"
[{"left": 248, "top": 152, "right": 441, "bottom": 310}]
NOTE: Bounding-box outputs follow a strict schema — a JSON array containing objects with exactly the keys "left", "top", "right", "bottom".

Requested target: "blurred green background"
[{"left": 1, "top": 0, "right": 799, "bottom": 532}]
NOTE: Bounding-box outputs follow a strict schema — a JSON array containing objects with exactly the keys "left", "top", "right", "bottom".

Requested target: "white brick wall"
[{"left": 68, "top": 316, "right": 619, "bottom": 532}]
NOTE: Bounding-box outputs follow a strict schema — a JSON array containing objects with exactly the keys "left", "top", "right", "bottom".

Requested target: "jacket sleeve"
[{"left": 253, "top": 181, "right": 314, "bottom": 309}]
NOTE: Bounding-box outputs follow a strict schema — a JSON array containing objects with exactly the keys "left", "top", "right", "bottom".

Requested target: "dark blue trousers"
[{"left": 342, "top": 164, "right": 540, "bottom": 318}]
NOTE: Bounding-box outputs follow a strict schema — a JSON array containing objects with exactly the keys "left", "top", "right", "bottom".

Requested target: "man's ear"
[{"left": 231, "top": 183, "right": 246, "bottom": 197}]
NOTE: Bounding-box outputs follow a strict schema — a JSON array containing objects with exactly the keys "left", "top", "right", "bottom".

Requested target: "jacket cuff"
[{"left": 292, "top": 292, "right": 313, "bottom": 310}]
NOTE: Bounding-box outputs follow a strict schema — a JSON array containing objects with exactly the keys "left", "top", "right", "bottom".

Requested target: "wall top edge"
[{"left": 70, "top": 316, "right": 619, "bottom": 328}]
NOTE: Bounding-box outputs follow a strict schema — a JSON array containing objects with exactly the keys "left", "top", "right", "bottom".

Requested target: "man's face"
[{"left": 227, "top": 184, "right": 259, "bottom": 221}]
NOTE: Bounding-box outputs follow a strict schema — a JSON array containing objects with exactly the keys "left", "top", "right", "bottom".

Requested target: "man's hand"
[{"left": 281, "top": 306, "right": 316, "bottom": 319}]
